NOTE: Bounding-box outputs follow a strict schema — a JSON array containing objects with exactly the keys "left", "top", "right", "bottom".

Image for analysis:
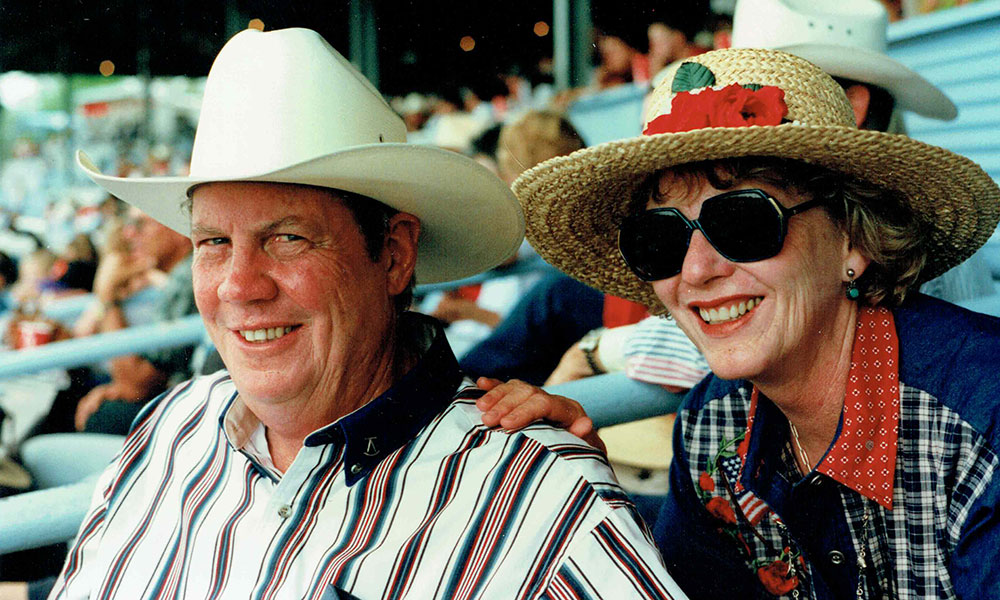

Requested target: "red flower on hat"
[
  {"left": 705, "top": 496, "right": 737, "bottom": 525},
  {"left": 643, "top": 84, "right": 788, "bottom": 135},
  {"left": 699, "top": 471, "right": 716, "bottom": 492},
  {"left": 756, "top": 560, "right": 800, "bottom": 596}
]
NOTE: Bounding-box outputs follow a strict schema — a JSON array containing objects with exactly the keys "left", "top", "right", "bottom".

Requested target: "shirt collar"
[
  {"left": 739, "top": 305, "right": 901, "bottom": 509},
  {"left": 221, "top": 312, "right": 464, "bottom": 486}
]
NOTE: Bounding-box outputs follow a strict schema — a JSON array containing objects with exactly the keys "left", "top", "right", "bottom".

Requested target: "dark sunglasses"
[{"left": 618, "top": 188, "right": 825, "bottom": 281}]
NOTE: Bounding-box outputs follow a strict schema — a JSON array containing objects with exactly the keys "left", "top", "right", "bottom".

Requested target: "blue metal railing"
[
  {"left": 0, "top": 314, "right": 206, "bottom": 380},
  {"left": 0, "top": 258, "right": 556, "bottom": 380}
]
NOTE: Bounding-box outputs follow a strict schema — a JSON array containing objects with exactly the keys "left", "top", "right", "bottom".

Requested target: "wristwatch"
[{"left": 578, "top": 327, "right": 606, "bottom": 375}]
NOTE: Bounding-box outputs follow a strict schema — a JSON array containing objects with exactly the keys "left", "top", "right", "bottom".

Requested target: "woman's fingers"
[{"left": 478, "top": 378, "right": 589, "bottom": 433}]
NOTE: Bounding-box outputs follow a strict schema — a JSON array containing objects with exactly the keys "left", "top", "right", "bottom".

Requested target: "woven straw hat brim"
[{"left": 515, "top": 123, "right": 1000, "bottom": 313}]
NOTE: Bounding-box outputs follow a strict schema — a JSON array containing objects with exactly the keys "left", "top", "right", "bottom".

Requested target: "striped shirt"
[
  {"left": 51, "top": 314, "right": 685, "bottom": 600},
  {"left": 623, "top": 317, "right": 710, "bottom": 389}
]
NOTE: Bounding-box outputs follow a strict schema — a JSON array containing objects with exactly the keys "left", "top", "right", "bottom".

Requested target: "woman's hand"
[{"left": 476, "top": 377, "right": 605, "bottom": 453}]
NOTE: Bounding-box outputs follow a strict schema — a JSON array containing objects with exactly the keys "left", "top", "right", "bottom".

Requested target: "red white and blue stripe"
[{"left": 50, "top": 315, "right": 685, "bottom": 600}]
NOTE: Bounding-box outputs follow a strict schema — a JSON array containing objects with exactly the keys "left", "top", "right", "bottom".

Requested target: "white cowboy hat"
[
  {"left": 77, "top": 28, "right": 524, "bottom": 284},
  {"left": 730, "top": 0, "right": 957, "bottom": 120}
]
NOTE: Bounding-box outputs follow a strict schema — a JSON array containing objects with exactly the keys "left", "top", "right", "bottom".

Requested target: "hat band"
[{"left": 643, "top": 83, "right": 788, "bottom": 136}]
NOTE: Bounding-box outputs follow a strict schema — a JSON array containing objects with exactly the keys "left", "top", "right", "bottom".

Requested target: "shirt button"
[
  {"left": 350, "top": 463, "right": 363, "bottom": 475},
  {"left": 809, "top": 474, "right": 823, "bottom": 486},
  {"left": 828, "top": 550, "right": 845, "bottom": 565},
  {"left": 277, "top": 505, "right": 291, "bottom": 519}
]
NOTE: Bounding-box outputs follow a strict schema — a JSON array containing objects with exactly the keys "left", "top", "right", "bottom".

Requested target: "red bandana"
[
  {"left": 738, "top": 306, "right": 900, "bottom": 509},
  {"left": 817, "top": 306, "right": 900, "bottom": 509}
]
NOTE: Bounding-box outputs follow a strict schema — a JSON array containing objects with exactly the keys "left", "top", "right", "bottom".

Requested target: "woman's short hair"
[
  {"left": 497, "top": 110, "right": 585, "bottom": 183},
  {"left": 631, "top": 157, "right": 930, "bottom": 306}
]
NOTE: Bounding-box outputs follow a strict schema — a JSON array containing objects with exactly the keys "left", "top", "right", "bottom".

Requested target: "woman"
[{"left": 478, "top": 48, "right": 1000, "bottom": 599}]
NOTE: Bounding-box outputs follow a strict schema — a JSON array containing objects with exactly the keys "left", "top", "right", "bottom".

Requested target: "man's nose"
[
  {"left": 679, "top": 230, "right": 735, "bottom": 285},
  {"left": 216, "top": 246, "right": 278, "bottom": 303}
]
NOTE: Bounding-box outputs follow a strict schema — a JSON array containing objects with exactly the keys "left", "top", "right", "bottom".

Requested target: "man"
[{"left": 49, "top": 28, "right": 683, "bottom": 600}]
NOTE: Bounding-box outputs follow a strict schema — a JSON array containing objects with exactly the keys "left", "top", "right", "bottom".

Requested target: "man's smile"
[{"left": 237, "top": 324, "right": 300, "bottom": 342}]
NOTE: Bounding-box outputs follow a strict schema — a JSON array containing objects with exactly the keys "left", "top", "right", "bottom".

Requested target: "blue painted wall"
[{"left": 889, "top": 1, "right": 1000, "bottom": 182}]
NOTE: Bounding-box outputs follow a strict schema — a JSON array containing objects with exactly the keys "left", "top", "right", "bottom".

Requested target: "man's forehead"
[
  {"left": 191, "top": 181, "right": 343, "bottom": 203},
  {"left": 188, "top": 182, "right": 354, "bottom": 230}
]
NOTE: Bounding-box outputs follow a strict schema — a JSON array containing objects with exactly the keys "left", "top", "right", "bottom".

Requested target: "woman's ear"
[
  {"left": 842, "top": 236, "right": 871, "bottom": 282},
  {"left": 383, "top": 213, "right": 421, "bottom": 296}
]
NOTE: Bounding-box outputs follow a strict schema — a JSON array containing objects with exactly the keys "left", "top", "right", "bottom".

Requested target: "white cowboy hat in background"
[
  {"left": 730, "top": 0, "right": 957, "bottom": 120},
  {"left": 77, "top": 27, "right": 524, "bottom": 284}
]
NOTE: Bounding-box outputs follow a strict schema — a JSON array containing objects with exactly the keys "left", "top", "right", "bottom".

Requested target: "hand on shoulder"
[{"left": 475, "top": 377, "right": 605, "bottom": 453}]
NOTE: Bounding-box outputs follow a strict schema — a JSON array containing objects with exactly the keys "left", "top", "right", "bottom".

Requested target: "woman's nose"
[{"left": 679, "top": 230, "right": 735, "bottom": 286}]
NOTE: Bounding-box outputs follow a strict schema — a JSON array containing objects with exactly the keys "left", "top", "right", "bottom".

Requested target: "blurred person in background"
[
  {"left": 8, "top": 248, "right": 56, "bottom": 308},
  {"left": 456, "top": 111, "right": 626, "bottom": 384},
  {"left": 646, "top": 13, "right": 710, "bottom": 79},
  {"left": 0, "top": 251, "right": 18, "bottom": 312},
  {"left": 593, "top": 28, "right": 649, "bottom": 89},
  {"left": 424, "top": 111, "right": 582, "bottom": 358},
  {"left": 70, "top": 207, "right": 194, "bottom": 433},
  {"left": 42, "top": 234, "right": 98, "bottom": 298}
]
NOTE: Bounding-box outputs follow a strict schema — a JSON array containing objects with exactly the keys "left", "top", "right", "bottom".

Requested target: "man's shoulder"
[
  {"left": 443, "top": 395, "right": 634, "bottom": 510},
  {"left": 130, "top": 370, "right": 233, "bottom": 436}
]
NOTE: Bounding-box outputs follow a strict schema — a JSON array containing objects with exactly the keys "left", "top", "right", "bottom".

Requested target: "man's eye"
[
  {"left": 274, "top": 234, "right": 305, "bottom": 243},
  {"left": 199, "top": 237, "right": 228, "bottom": 247}
]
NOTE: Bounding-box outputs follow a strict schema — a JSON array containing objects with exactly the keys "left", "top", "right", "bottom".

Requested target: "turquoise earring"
[{"left": 846, "top": 268, "right": 860, "bottom": 300}]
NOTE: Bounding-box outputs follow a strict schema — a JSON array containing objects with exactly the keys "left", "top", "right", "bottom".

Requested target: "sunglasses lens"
[
  {"left": 698, "top": 192, "right": 784, "bottom": 262},
  {"left": 619, "top": 211, "right": 691, "bottom": 281}
]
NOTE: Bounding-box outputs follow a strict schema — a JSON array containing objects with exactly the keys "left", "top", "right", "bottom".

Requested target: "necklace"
[
  {"left": 788, "top": 422, "right": 812, "bottom": 473},
  {"left": 855, "top": 501, "right": 872, "bottom": 599}
]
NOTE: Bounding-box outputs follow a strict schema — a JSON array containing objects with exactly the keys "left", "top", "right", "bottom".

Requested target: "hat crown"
[
  {"left": 645, "top": 48, "right": 856, "bottom": 131},
  {"left": 731, "top": 0, "right": 888, "bottom": 54},
  {"left": 190, "top": 28, "right": 406, "bottom": 179}
]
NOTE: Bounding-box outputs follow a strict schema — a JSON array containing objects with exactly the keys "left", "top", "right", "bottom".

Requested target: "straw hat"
[
  {"left": 515, "top": 48, "right": 1000, "bottom": 313},
  {"left": 77, "top": 28, "right": 523, "bottom": 284},
  {"left": 730, "top": 0, "right": 956, "bottom": 120}
]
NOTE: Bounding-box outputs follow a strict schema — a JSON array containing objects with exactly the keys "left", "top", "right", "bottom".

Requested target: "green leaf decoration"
[
  {"left": 672, "top": 62, "right": 716, "bottom": 93},
  {"left": 743, "top": 83, "right": 763, "bottom": 91}
]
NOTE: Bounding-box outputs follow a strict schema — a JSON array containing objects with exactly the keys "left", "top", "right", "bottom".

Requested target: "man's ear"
[
  {"left": 383, "top": 213, "right": 421, "bottom": 296},
  {"left": 844, "top": 84, "right": 871, "bottom": 128}
]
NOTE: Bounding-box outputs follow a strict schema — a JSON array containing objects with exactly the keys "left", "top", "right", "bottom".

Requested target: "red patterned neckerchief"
[{"left": 739, "top": 305, "right": 901, "bottom": 509}]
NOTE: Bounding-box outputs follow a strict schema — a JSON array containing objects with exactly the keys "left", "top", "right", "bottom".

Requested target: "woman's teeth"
[
  {"left": 698, "top": 297, "right": 762, "bottom": 325},
  {"left": 239, "top": 326, "right": 294, "bottom": 342}
]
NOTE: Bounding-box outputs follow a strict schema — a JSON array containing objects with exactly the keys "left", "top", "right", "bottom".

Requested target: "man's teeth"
[
  {"left": 239, "top": 326, "right": 293, "bottom": 342},
  {"left": 698, "top": 297, "right": 762, "bottom": 324}
]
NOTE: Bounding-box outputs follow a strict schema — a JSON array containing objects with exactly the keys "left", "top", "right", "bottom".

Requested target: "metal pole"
[
  {"left": 137, "top": 1, "right": 153, "bottom": 145},
  {"left": 553, "top": 0, "right": 592, "bottom": 91},
  {"left": 553, "top": 0, "right": 570, "bottom": 91},
  {"left": 570, "top": 0, "right": 592, "bottom": 89},
  {"left": 224, "top": 0, "right": 245, "bottom": 40},
  {"left": 349, "top": 0, "right": 380, "bottom": 89}
]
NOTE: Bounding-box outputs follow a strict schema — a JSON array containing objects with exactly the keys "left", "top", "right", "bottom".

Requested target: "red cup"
[{"left": 15, "top": 320, "right": 54, "bottom": 349}]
